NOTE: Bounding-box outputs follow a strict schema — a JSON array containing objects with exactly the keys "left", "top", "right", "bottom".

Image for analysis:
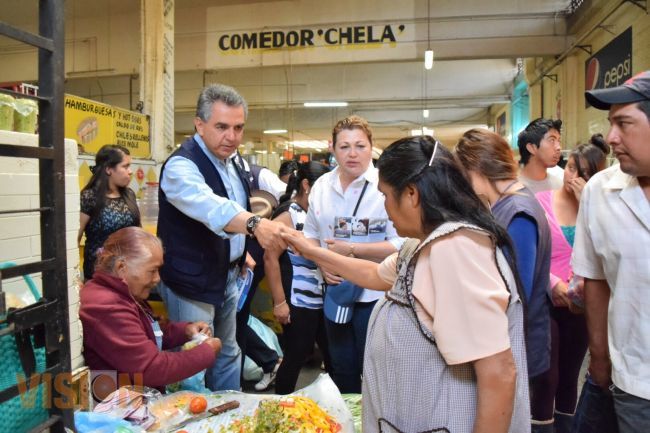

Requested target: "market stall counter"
[{"left": 75, "top": 374, "right": 354, "bottom": 433}]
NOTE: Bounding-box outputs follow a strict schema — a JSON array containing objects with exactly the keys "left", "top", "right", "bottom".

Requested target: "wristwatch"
[{"left": 246, "top": 215, "right": 262, "bottom": 235}]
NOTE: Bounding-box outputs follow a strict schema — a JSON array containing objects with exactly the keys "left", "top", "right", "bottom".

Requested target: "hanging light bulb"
[
  {"left": 424, "top": 0, "right": 433, "bottom": 70},
  {"left": 424, "top": 49, "right": 434, "bottom": 70},
  {"left": 423, "top": 109, "right": 430, "bottom": 118}
]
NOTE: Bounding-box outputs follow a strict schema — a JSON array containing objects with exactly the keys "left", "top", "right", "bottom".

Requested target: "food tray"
[{"left": 153, "top": 374, "right": 353, "bottom": 433}]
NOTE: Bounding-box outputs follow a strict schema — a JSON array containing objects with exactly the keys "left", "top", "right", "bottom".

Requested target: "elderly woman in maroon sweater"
[{"left": 80, "top": 227, "right": 221, "bottom": 392}]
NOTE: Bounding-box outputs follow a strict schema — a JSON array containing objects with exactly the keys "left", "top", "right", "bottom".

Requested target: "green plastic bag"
[
  {"left": 0, "top": 94, "right": 15, "bottom": 131},
  {"left": 13, "top": 98, "right": 38, "bottom": 133}
]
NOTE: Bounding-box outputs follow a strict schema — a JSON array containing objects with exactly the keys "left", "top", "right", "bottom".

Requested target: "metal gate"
[{"left": 0, "top": 0, "right": 74, "bottom": 431}]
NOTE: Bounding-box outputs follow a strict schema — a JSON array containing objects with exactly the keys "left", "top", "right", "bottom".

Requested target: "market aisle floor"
[{"left": 243, "top": 352, "right": 324, "bottom": 395}]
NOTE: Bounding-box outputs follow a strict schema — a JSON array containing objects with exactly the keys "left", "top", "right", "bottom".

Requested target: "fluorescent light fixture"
[
  {"left": 263, "top": 129, "right": 288, "bottom": 134},
  {"left": 411, "top": 127, "right": 434, "bottom": 137},
  {"left": 303, "top": 101, "right": 348, "bottom": 107},
  {"left": 424, "top": 49, "right": 434, "bottom": 70},
  {"left": 288, "top": 140, "right": 329, "bottom": 150},
  {"left": 423, "top": 109, "right": 430, "bottom": 118}
]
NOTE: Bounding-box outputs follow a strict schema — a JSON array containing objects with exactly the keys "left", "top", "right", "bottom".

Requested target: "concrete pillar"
[
  {"left": 562, "top": 54, "right": 579, "bottom": 148},
  {"left": 140, "top": 0, "right": 175, "bottom": 163},
  {"left": 525, "top": 58, "right": 542, "bottom": 120}
]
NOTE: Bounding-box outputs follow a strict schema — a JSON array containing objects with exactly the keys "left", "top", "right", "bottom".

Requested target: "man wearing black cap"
[{"left": 573, "top": 70, "right": 650, "bottom": 432}]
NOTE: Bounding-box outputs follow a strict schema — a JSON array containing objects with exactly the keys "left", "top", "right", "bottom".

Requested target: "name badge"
[{"left": 333, "top": 216, "right": 387, "bottom": 242}]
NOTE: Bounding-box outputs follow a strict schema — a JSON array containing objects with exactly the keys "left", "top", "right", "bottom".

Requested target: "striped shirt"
[{"left": 287, "top": 202, "right": 325, "bottom": 309}]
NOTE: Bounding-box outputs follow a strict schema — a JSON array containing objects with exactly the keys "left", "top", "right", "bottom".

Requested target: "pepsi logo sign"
[{"left": 586, "top": 58, "right": 599, "bottom": 91}]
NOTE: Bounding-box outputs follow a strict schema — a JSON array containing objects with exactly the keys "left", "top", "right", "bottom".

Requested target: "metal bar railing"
[{"left": 0, "top": 21, "right": 54, "bottom": 51}]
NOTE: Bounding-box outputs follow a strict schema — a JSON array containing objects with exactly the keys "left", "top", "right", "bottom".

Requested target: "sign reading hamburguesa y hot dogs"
[{"left": 64, "top": 94, "right": 151, "bottom": 158}]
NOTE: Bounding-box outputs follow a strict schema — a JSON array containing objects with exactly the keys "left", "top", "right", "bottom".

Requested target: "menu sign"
[{"left": 64, "top": 94, "right": 151, "bottom": 158}]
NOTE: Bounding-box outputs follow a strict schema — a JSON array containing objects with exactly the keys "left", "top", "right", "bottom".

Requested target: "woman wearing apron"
[{"left": 284, "top": 136, "right": 530, "bottom": 433}]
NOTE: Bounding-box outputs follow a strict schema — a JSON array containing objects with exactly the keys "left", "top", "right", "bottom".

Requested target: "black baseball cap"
[{"left": 585, "top": 70, "right": 650, "bottom": 110}]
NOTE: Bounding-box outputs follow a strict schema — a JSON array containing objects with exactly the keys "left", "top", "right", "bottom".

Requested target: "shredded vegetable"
[{"left": 220, "top": 396, "right": 342, "bottom": 433}]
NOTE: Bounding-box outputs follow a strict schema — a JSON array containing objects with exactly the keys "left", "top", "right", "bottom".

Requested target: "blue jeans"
[
  {"left": 612, "top": 385, "right": 650, "bottom": 433},
  {"left": 159, "top": 267, "right": 242, "bottom": 391},
  {"left": 324, "top": 300, "right": 376, "bottom": 394},
  {"left": 573, "top": 377, "right": 619, "bottom": 433}
]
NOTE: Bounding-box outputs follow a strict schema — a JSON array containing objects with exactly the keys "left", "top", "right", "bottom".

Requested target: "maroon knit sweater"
[{"left": 79, "top": 271, "right": 215, "bottom": 392}]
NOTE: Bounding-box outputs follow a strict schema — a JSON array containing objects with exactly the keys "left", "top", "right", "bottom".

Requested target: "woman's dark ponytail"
[
  {"left": 279, "top": 170, "right": 300, "bottom": 204},
  {"left": 589, "top": 133, "right": 610, "bottom": 155},
  {"left": 279, "top": 161, "right": 330, "bottom": 204}
]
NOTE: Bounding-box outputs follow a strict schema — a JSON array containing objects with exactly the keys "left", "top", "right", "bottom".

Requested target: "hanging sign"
[
  {"left": 218, "top": 24, "right": 405, "bottom": 51},
  {"left": 208, "top": 21, "right": 413, "bottom": 68},
  {"left": 584, "top": 27, "right": 632, "bottom": 107},
  {"left": 64, "top": 94, "right": 151, "bottom": 158}
]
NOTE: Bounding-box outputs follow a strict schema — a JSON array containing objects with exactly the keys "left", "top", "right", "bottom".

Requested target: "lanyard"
[
  {"left": 352, "top": 180, "right": 370, "bottom": 217},
  {"left": 151, "top": 320, "right": 163, "bottom": 351},
  {"left": 134, "top": 299, "right": 163, "bottom": 352}
]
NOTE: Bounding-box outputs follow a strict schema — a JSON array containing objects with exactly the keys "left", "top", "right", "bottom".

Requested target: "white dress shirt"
[
  {"left": 572, "top": 164, "right": 650, "bottom": 399},
  {"left": 257, "top": 168, "right": 287, "bottom": 201},
  {"left": 234, "top": 156, "right": 287, "bottom": 201},
  {"left": 160, "top": 134, "right": 247, "bottom": 263},
  {"left": 303, "top": 164, "right": 404, "bottom": 303}
]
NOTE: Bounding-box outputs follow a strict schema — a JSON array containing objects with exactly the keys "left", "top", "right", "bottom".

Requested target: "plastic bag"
[
  {"left": 92, "top": 386, "right": 160, "bottom": 431},
  {"left": 148, "top": 391, "right": 209, "bottom": 432},
  {"left": 0, "top": 94, "right": 15, "bottom": 131},
  {"left": 75, "top": 411, "right": 145, "bottom": 433},
  {"left": 242, "top": 315, "right": 283, "bottom": 381},
  {"left": 167, "top": 334, "right": 211, "bottom": 394},
  {"left": 13, "top": 98, "right": 38, "bottom": 133}
]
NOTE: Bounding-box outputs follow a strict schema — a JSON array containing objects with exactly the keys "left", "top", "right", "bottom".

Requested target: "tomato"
[
  {"left": 279, "top": 400, "right": 295, "bottom": 408},
  {"left": 330, "top": 421, "right": 342, "bottom": 433},
  {"left": 189, "top": 396, "right": 208, "bottom": 414}
]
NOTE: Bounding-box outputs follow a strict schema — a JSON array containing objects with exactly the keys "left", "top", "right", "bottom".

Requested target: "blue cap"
[{"left": 323, "top": 281, "right": 364, "bottom": 324}]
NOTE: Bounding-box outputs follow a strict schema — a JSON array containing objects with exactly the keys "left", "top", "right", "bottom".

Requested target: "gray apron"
[{"left": 362, "top": 222, "right": 530, "bottom": 433}]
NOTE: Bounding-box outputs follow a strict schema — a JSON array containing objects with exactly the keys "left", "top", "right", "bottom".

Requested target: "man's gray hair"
[{"left": 196, "top": 83, "right": 248, "bottom": 121}]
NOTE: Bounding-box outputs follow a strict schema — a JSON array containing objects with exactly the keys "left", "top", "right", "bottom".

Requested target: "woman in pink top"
[{"left": 533, "top": 134, "right": 609, "bottom": 432}]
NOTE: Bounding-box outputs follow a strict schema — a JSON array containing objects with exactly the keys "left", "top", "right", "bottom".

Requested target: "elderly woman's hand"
[
  {"left": 203, "top": 337, "right": 222, "bottom": 354},
  {"left": 185, "top": 321, "right": 212, "bottom": 339}
]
